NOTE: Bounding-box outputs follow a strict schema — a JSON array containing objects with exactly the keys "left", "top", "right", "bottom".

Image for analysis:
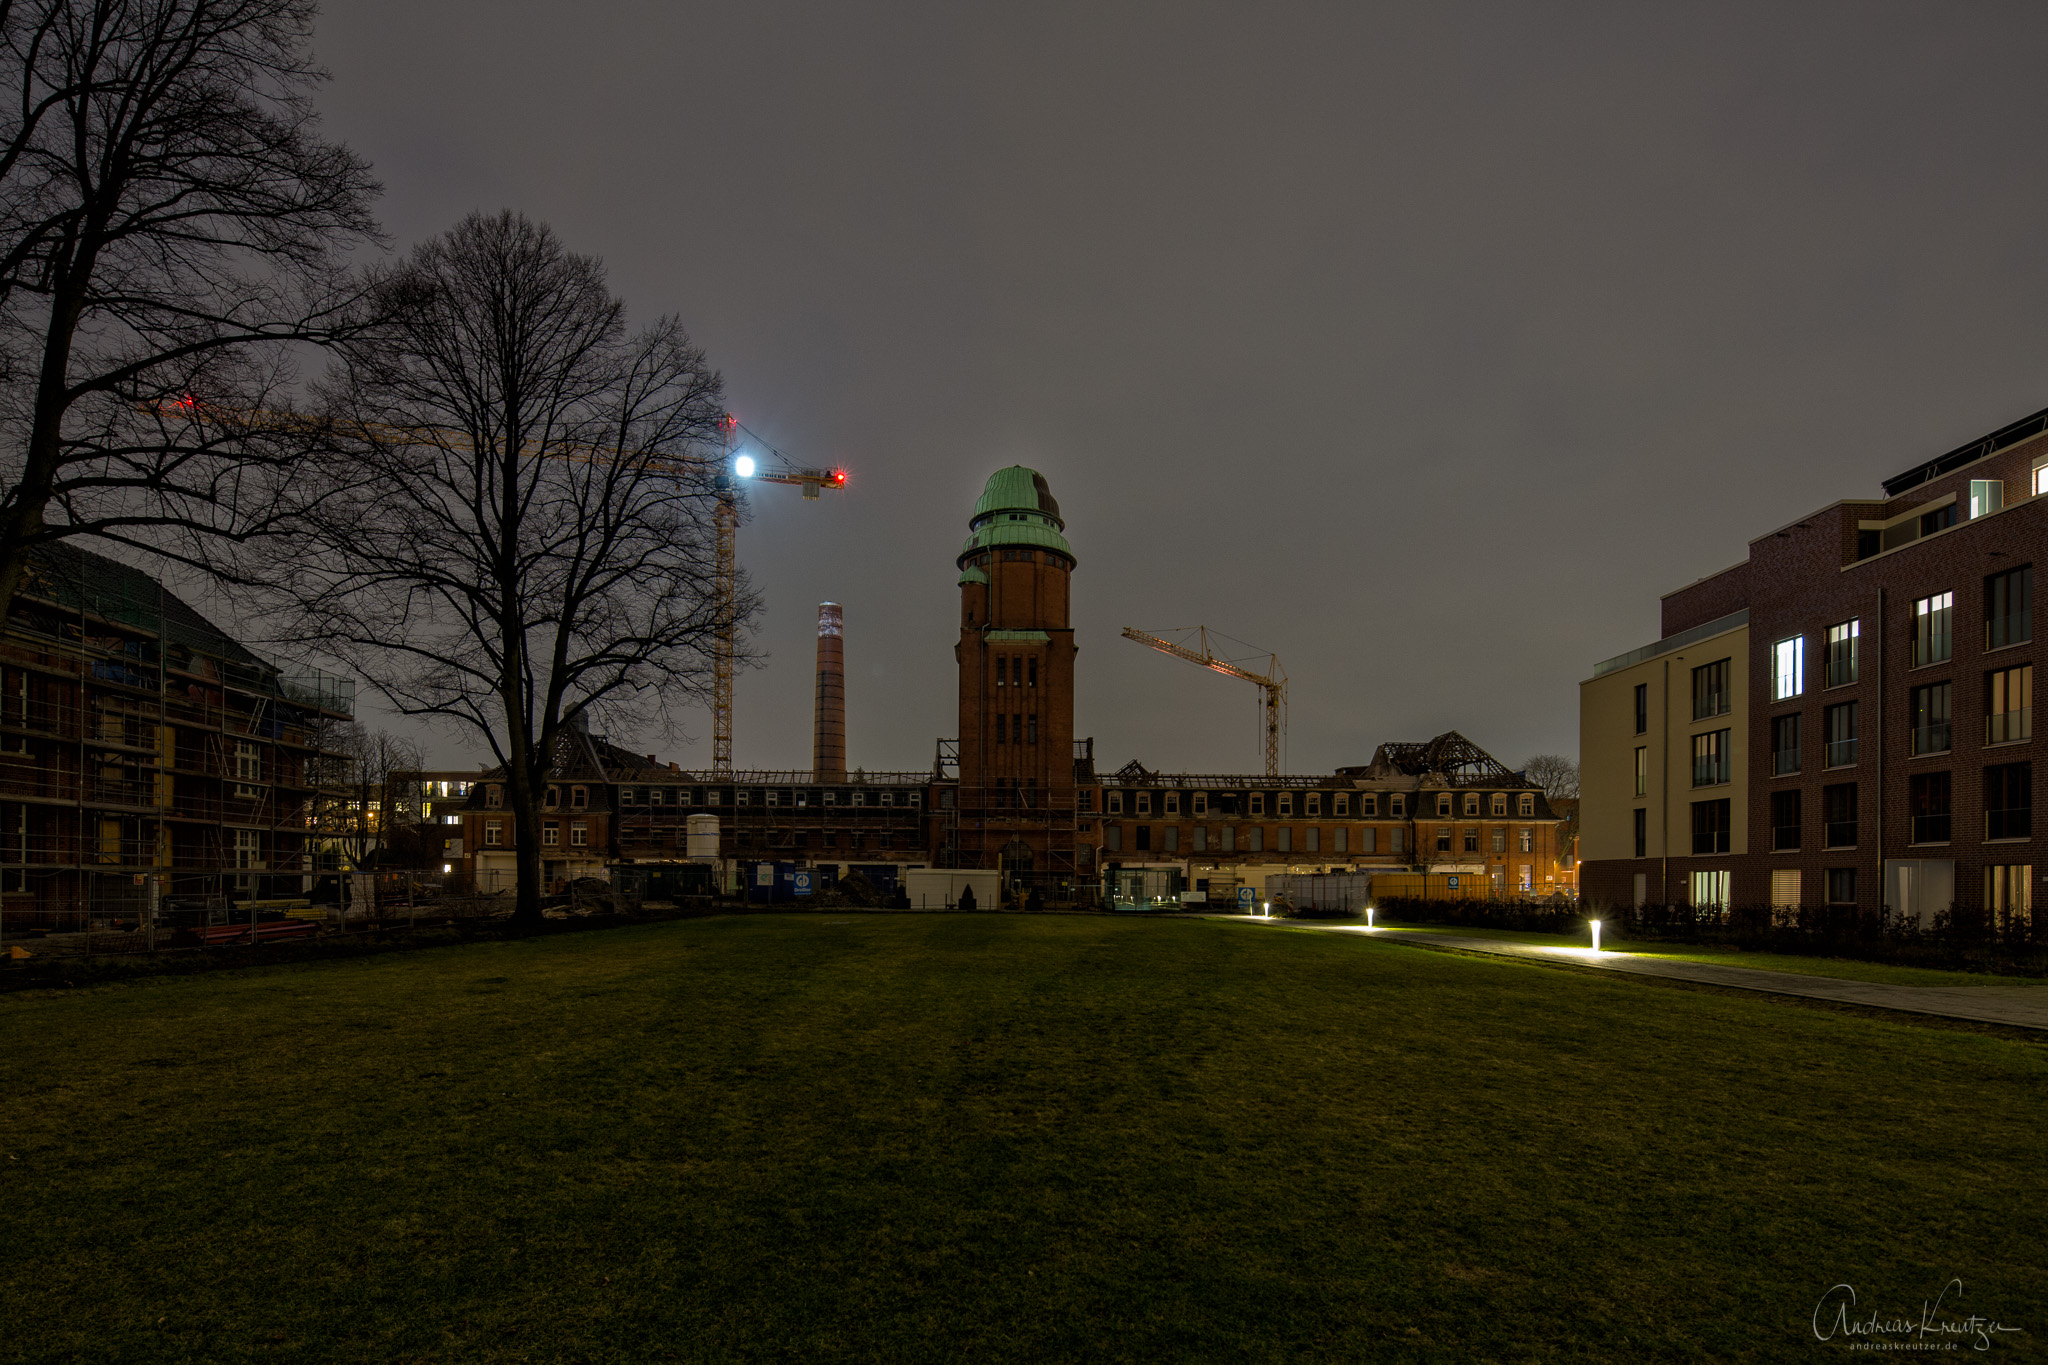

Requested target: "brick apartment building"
[
  {"left": 456, "top": 467, "right": 1568, "bottom": 901},
  {"left": 1582, "top": 403, "right": 2048, "bottom": 927},
  {"left": 1, "top": 543, "right": 355, "bottom": 927}
]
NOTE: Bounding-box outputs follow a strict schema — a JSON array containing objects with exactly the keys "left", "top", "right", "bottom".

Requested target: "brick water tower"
[{"left": 953, "top": 467, "right": 1080, "bottom": 893}]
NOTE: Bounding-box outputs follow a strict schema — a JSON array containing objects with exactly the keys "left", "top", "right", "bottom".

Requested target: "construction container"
[
  {"left": 1365, "top": 872, "right": 1491, "bottom": 902},
  {"left": 1265, "top": 871, "right": 1375, "bottom": 914},
  {"left": 902, "top": 868, "right": 999, "bottom": 910},
  {"left": 685, "top": 813, "right": 720, "bottom": 862}
]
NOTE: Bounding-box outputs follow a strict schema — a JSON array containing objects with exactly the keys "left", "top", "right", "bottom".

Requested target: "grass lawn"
[
  {"left": 1362, "top": 919, "right": 2048, "bottom": 988},
  {"left": 3, "top": 914, "right": 2044, "bottom": 1363}
]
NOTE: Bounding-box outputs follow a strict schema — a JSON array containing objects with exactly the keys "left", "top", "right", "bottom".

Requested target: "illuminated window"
[{"left": 1771, "top": 635, "right": 1804, "bottom": 700}]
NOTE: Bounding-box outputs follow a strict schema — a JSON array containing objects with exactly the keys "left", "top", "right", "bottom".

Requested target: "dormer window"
[
  {"left": 486, "top": 785, "right": 502, "bottom": 809},
  {"left": 545, "top": 786, "right": 559, "bottom": 809},
  {"left": 1251, "top": 793, "right": 1265, "bottom": 816},
  {"left": 1437, "top": 794, "right": 1452, "bottom": 816},
  {"left": 570, "top": 786, "right": 587, "bottom": 810},
  {"left": 1306, "top": 793, "right": 1321, "bottom": 816},
  {"left": 1519, "top": 793, "right": 1536, "bottom": 816},
  {"left": 1491, "top": 793, "right": 1507, "bottom": 816},
  {"left": 1463, "top": 793, "right": 1479, "bottom": 816},
  {"left": 1278, "top": 793, "right": 1293, "bottom": 816}
]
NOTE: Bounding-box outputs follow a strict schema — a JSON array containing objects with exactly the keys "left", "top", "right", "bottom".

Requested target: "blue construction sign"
[
  {"left": 1237, "top": 886, "right": 1255, "bottom": 909},
  {"left": 793, "top": 870, "right": 814, "bottom": 897},
  {"left": 1447, "top": 875, "right": 1460, "bottom": 889}
]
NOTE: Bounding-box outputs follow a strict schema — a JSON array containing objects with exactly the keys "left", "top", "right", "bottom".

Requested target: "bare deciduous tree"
[
  {"left": 311, "top": 721, "right": 421, "bottom": 882},
  {"left": 0, "top": 0, "right": 380, "bottom": 621},
  {"left": 266, "top": 210, "right": 749, "bottom": 924},
  {"left": 1523, "top": 753, "right": 1579, "bottom": 802}
]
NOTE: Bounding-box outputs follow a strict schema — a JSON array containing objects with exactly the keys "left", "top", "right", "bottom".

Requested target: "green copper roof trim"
[
  {"left": 956, "top": 565, "right": 989, "bottom": 586},
  {"left": 959, "top": 521, "right": 1074, "bottom": 562},
  {"left": 984, "top": 629, "right": 1051, "bottom": 642}
]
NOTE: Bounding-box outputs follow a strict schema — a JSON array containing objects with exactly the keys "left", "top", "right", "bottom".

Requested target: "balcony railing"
[
  {"left": 1825, "top": 820, "right": 1858, "bottom": 848},
  {"left": 1910, "top": 813, "right": 1951, "bottom": 843},
  {"left": 1988, "top": 709, "right": 2032, "bottom": 745},
  {"left": 1826, "top": 738, "right": 1857, "bottom": 767},
  {"left": 1772, "top": 749, "right": 1800, "bottom": 776},
  {"left": 1988, "top": 807, "right": 2032, "bottom": 841},
  {"left": 1910, "top": 723, "right": 1951, "bottom": 756},
  {"left": 1771, "top": 824, "right": 1801, "bottom": 851}
]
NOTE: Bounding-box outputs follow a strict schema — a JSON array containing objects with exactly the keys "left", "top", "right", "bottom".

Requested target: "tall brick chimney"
[{"left": 813, "top": 602, "right": 846, "bottom": 782}]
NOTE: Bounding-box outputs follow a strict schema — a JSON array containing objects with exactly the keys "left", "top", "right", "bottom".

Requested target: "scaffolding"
[{"left": 0, "top": 545, "right": 355, "bottom": 937}]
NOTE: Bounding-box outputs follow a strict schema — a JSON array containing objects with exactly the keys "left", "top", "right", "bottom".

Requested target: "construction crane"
[
  {"left": 710, "top": 415, "right": 846, "bottom": 773},
  {"left": 160, "top": 398, "right": 845, "bottom": 775},
  {"left": 1122, "top": 626, "right": 1287, "bottom": 777}
]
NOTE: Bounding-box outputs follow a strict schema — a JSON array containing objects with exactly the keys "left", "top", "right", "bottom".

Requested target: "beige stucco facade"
[{"left": 1581, "top": 616, "right": 1749, "bottom": 901}]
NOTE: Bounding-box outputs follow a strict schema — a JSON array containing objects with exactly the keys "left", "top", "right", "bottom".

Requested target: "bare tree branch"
[
  {"left": 0, "top": 0, "right": 381, "bottom": 621},
  {"left": 257, "top": 211, "right": 753, "bottom": 923}
]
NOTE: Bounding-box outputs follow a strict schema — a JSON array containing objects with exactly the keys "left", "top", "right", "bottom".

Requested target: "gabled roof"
[{"left": 19, "top": 540, "right": 261, "bottom": 667}]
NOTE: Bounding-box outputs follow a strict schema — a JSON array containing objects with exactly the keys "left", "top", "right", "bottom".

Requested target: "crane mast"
[{"left": 1121, "top": 626, "right": 1287, "bottom": 777}]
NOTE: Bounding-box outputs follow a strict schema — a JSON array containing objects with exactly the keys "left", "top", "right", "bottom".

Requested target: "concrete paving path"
[{"left": 1217, "top": 917, "right": 2048, "bottom": 1032}]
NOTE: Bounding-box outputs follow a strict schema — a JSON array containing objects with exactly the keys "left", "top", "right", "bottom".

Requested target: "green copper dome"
[{"left": 959, "top": 466, "right": 1074, "bottom": 565}]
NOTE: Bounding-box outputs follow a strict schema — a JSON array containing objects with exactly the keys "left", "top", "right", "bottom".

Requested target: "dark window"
[
  {"left": 1986, "top": 763, "right": 2032, "bottom": 840},
  {"left": 1691, "top": 728, "right": 1732, "bottom": 786},
  {"left": 1920, "top": 503, "right": 1957, "bottom": 537},
  {"left": 1909, "top": 772, "right": 1952, "bottom": 844},
  {"left": 1826, "top": 868, "right": 1857, "bottom": 905},
  {"left": 1910, "top": 682, "right": 1951, "bottom": 755},
  {"left": 1029, "top": 658, "right": 1038, "bottom": 686},
  {"left": 1027, "top": 716, "right": 1037, "bottom": 743},
  {"left": 1772, "top": 713, "right": 1801, "bottom": 776},
  {"left": 1634, "top": 683, "right": 1648, "bottom": 735},
  {"left": 1633, "top": 807, "right": 1648, "bottom": 858},
  {"left": 1770, "top": 789, "right": 1801, "bottom": 851},
  {"left": 1826, "top": 620, "right": 1860, "bottom": 687},
  {"left": 996, "top": 714, "right": 1007, "bottom": 743},
  {"left": 1986, "top": 566, "right": 2032, "bottom": 650},
  {"left": 1013, "top": 714, "right": 1022, "bottom": 745},
  {"left": 1824, "top": 783, "right": 1858, "bottom": 848},
  {"left": 1691, "top": 660, "right": 1732, "bottom": 721},
  {"left": 1690, "top": 798, "right": 1731, "bottom": 854},
  {"left": 1825, "top": 702, "right": 1858, "bottom": 767},
  {"left": 1136, "top": 825, "right": 1151, "bottom": 852}
]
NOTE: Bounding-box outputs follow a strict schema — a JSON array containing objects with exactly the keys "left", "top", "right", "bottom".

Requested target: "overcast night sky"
[{"left": 300, "top": 1, "right": 2048, "bottom": 778}]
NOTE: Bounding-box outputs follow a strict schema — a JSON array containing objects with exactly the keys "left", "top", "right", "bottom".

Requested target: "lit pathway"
[{"left": 1212, "top": 917, "right": 2048, "bottom": 1032}]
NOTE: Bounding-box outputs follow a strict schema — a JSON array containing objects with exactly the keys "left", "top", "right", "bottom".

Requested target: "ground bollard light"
[
  {"left": 1366, "top": 906, "right": 1375, "bottom": 929},
  {"left": 1591, "top": 919, "right": 1603, "bottom": 953}
]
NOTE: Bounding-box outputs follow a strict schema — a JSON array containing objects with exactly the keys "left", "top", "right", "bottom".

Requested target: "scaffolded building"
[{"left": 0, "top": 544, "right": 354, "bottom": 930}]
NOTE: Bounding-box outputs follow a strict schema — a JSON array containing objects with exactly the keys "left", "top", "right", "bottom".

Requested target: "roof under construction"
[{"left": 1339, "top": 731, "right": 1531, "bottom": 787}]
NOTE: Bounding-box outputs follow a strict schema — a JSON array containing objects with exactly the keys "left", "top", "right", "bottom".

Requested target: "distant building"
[
  {"left": 0, "top": 543, "right": 354, "bottom": 926},
  {"left": 451, "top": 469, "right": 1568, "bottom": 904},
  {"left": 1582, "top": 402, "right": 2048, "bottom": 929}
]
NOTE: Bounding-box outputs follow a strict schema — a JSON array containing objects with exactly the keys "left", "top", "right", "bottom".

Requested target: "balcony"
[
  {"left": 1988, "top": 807, "right": 2032, "bottom": 841},
  {"left": 1771, "top": 825, "right": 1801, "bottom": 852},
  {"left": 1910, "top": 724, "right": 1951, "bottom": 756},
  {"left": 1826, "top": 739, "right": 1857, "bottom": 767},
  {"left": 1988, "top": 710, "right": 2032, "bottom": 745},
  {"left": 1910, "top": 813, "right": 1951, "bottom": 844},
  {"left": 1772, "top": 749, "right": 1800, "bottom": 777},
  {"left": 1825, "top": 821, "right": 1857, "bottom": 848}
]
